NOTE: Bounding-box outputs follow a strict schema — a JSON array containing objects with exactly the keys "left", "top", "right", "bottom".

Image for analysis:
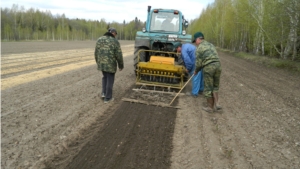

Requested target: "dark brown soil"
[
  {"left": 1, "top": 41, "right": 99, "bottom": 54},
  {"left": 64, "top": 101, "right": 176, "bottom": 169}
]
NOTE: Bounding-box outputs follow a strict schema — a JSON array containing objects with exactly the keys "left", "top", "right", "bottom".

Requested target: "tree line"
[
  {"left": 190, "top": 0, "right": 300, "bottom": 61},
  {"left": 2, "top": 1, "right": 299, "bottom": 61},
  {"left": 1, "top": 4, "right": 144, "bottom": 41}
]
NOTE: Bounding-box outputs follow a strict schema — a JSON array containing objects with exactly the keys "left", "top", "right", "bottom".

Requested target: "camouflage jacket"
[
  {"left": 195, "top": 40, "right": 220, "bottom": 73},
  {"left": 94, "top": 32, "right": 124, "bottom": 73}
]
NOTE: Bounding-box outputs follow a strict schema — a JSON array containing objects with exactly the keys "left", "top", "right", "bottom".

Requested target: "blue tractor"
[{"left": 134, "top": 6, "right": 192, "bottom": 89}]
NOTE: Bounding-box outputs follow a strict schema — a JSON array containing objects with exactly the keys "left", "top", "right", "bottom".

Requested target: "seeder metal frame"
[{"left": 135, "top": 49, "right": 186, "bottom": 90}]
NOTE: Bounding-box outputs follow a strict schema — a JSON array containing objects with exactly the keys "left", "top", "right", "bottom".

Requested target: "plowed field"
[{"left": 1, "top": 41, "right": 300, "bottom": 169}]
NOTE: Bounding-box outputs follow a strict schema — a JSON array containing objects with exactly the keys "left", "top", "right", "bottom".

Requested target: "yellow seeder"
[{"left": 135, "top": 50, "right": 186, "bottom": 89}]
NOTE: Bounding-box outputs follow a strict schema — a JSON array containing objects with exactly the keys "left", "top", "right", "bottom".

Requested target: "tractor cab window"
[{"left": 150, "top": 12, "right": 179, "bottom": 32}]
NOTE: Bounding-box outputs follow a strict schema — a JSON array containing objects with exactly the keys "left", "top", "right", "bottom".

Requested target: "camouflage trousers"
[{"left": 203, "top": 62, "right": 222, "bottom": 98}]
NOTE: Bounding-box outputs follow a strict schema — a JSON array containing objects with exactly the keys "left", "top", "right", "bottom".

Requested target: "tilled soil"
[
  {"left": 64, "top": 102, "right": 177, "bottom": 169},
  {"left": 1, "top": 41, "right": 300, "bottom": 169}
]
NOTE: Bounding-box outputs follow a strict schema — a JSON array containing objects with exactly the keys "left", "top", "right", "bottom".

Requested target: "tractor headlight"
[
  {"left": 182, "top": 30, "right": 186, "bottom": 35},
  {"left": 142, "top": 28, "right": 146, "bottom": 33}
]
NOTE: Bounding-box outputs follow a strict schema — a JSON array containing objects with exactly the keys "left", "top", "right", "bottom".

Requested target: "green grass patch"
[{"left": 218, "top": 48, "right": 300, "bottom": 73}]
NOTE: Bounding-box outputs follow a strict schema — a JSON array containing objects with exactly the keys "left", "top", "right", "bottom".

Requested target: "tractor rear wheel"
[{"left": 134, "top": 48, "right": 147, "bottom": 75}]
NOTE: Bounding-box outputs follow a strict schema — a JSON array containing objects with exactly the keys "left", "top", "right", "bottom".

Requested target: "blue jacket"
[{"left": 181, "top": 43, "right": 196, "bottom": 72}]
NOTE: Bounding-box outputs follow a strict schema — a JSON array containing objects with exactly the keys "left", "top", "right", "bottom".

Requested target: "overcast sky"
[{"left": 2, "top": 0, "right": 214, "bottom": 23}]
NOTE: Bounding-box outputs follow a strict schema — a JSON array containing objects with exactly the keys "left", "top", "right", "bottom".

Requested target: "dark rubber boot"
[
  {"left": 202, "top": 98, "right": 214, "bottom": 113},
  {"left": 213, "top": 92, "right": 222, "bottom": 110}
]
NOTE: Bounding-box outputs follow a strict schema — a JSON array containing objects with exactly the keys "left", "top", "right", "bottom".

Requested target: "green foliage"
[
  {"left": 2, "top": 2, "right": 299, "bottom": 62},
  {"left": 190, "top": 0, "right": 300, "bottom": 62},
  {"left": 1, "top": 4, "right": 144, "bottom": 41},
  {"left": 220, "top": 48, "right": 300, "bottom": 72}
]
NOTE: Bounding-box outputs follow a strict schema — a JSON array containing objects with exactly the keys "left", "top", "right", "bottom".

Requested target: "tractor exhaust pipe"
[{"left": 148, "top": 6, "right": 151, "bottom": 13}]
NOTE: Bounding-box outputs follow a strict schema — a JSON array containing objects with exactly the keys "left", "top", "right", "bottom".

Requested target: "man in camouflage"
[
  {"left": 94, "top": 28, "right": 124, "bottom": 103},
  {"left": 193, "top": 32, "right": 222, "bottom": 112}
]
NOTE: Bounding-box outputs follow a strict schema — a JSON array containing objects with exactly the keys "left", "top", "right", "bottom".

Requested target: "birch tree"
[{"left": 282, "top": 0, "right": 299, "bottom": 60}]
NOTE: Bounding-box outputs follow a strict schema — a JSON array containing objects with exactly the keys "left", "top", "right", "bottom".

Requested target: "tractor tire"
[
  {"left": 183, "top": 72, "right": 189, "bottom": 82},
  {"left": 175, "top": 53, "right": 188, "bottom": 82},
  {"left": 134, "top": 48, "right": 146, "bottom": 75}
]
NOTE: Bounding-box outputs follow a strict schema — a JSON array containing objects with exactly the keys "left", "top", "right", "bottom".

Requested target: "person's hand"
[
  {"left": 194, "top": 71, "right": 198, "bottom": 75},
  {"left": 119, "top": 68, "right": 123, "bottom": 71}
]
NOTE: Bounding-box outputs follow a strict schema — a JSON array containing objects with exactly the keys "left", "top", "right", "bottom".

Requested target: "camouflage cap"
[
  {"left": 108, "top": 27, "right": 117, "bottom": 34},
  {"left": 192, "top": 32, "right": 204, "bottom": 42}
]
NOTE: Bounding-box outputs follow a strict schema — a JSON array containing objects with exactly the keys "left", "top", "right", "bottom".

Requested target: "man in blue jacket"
[{"left": 174, "top": 42, "right": 204, "bottom": 97}]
